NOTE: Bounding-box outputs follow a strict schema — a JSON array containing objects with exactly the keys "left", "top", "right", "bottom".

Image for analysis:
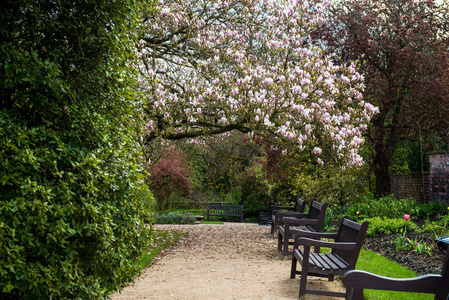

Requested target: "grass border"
[{"left": 355, "top": 249, "right": 434, "bottom": 300}]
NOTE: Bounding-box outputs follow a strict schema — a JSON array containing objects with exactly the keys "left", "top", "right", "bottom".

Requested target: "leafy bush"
[
  {"left": 343, "top": 194, "right": 418, "bottom": 222},
  {"left": 293, "top": 164, "right": 367, "bottom": 207},
  {"left": 422, "top": 215, "right": 449, "bottom": 238},
  {"left": 0, "top": 1, "right": 152, "bottom": 298},
  {"left": 147, "top": 147, "right": 194, "bottom": 210},
  {"left": 154, "top": 212, "right": 196, "bottom": 224},
  {"left": 411, "top": 200, "right": 447, "bottom": 219},
  {"left": 364, "top": 217, "right": 421, "bottom": 237},
  {"left": 235, "top": 167, "right": 273, "bottom": 217},
  {"left": 323, "top": 204, "right": 339, "bottom": 231}
]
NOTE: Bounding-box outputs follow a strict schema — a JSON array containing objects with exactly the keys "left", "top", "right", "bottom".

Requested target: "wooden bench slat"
[
  {"left": 309, "top": 253, "right": 333, "bottom": 271},
  {"left": 317, "top": 253, "right": 339, "bottom": 270},
  {"left": 325, "top": 253, "right": 349, "bottom": 270},
  {"left": 308, "top": 253, "right": 321, "bottom": 268}
]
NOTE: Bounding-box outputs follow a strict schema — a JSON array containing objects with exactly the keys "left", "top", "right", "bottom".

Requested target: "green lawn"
[
  {"left": 202, "top": 220, "right": 224, "bottom": 224},
  {"left": 355, "top": 249, "right": 434, "bottom": 300}
]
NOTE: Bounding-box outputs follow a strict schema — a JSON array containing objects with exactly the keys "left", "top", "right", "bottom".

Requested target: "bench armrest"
[
  {"left": 290, "top": 230, "right": 338, "bottom": 240},
  {"left": 274, "top": 212, "right": 308, "bottom": 225},
  {"left": 277, "top": 212, "right": 307, "bottom": 219},
  {"left": 271, "top": 205, "right": 294, "bottom": 211},
  {"left": 282, "top": 217, "right": 317, "bottom": 226},
  {"left": 295, "top": 237, "right": 357, "bottom": 250},
  {"left": 342, "top": 270, "right": 443, "bottom": 294}
]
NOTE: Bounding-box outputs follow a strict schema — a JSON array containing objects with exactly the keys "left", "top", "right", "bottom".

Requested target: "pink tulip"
[{"left": 404, "top": 214, "right": 410, "bottom": 220}]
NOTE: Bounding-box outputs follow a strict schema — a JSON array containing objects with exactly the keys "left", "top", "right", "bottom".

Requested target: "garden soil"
[{"left": 109, "top": 223, "right": 346, "bottom": 300}]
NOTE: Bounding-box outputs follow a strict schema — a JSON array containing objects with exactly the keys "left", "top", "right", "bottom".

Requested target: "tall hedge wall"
[{"left": 0, "top": 1, "right": 153, "bottom": 298}]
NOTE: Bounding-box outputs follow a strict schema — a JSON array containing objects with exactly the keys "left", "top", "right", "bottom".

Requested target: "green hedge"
[{"left": 0, "top": 0, "right": 153, "bottom": 298}]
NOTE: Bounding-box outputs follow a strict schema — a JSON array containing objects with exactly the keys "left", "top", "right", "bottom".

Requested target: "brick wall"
[
  {"left": 429, "top": 154, "right": 449, "bottom": 204},
  {"left": 390, "top": 153, "right": 449, "bottom": 204},
  {"left": 390, "top": 173, "right": 431, "bottom": 201}
]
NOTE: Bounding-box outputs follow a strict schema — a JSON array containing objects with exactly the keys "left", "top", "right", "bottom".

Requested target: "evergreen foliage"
[{"left": 0, "top": 0, "right": 153, "bottom": 298}]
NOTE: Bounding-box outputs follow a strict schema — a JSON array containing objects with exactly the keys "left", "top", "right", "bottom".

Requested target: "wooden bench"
[
  {"left": 270, "top": 195, "right": 307, "bottom": 234},
  {"left": 290, "top": 216, "right": 369, "bottom": 298},
  {"left": 207, "top": 204, "right": 244, "bottom": 222},
  {"left": 277, "top": 199, "right": 328, "bottom": 256},
  {"left": 343, "top": 236, "right": 449, "bottom": 300},
  {"left": 258, "top": 210, "right": 272, "bottom": 225}
]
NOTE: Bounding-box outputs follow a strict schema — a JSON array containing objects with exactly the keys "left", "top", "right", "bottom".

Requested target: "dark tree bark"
[{"left": 314, "top": 0, "right": 449, "bottom": 196}]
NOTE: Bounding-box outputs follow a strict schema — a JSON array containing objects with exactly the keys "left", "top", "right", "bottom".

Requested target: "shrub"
[
  {"left": 344, "top": 194, "right": 418, "bottom": 222},
  {"left": 147, "top": 147, "right": 194, "bottom": 210},
  {"left": 293, "top": 164, "right": 367, "bottom": 207},
  {"left": 0, "top": 1, "right": 152, "bottom": 298},
  {"left": 153, "top": 212, "right": 196, "bottom": 224},
  {"left": 235, "top": 167, "right": 273, "bottom": 217},
  {"left": 364, "top": 217, "right": 421, "bottom": 237},
  {"left": 411, "top": 200, "right": 447, "bottom": 219},
  {"left": 422, "top": 215, "right": 449, "bottom": 238}
]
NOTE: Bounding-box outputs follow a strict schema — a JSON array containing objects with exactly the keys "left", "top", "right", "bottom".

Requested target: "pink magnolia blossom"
[
  {"left": 313, "top": 147, "right": 323, "bottom": 155},
  {"left": 139, "top": 0, "right": 378, "bottom": 167}
]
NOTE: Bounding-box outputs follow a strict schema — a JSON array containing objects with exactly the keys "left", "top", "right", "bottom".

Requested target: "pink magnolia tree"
[{"left": 137, "top": 0, "right": 378, "bottom": 167}]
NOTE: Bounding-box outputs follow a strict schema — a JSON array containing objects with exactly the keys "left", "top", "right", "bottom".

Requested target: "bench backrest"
[
  {"left": 333, "top": 216, "right": 369, "bottom": 268},
  {"left": 305, "top": 198, "right": 328, "bottom": 232},
  {"left": 207, "top": 204, "right": 243, "bottom": 215},
  {"left": 293, "top": 196, "right": 307, "bottom": 213}
]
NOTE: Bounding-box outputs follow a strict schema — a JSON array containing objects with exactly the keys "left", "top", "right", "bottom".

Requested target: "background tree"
[
  {"left": 193, "top": 131, "right": 258, "bottom": 198},
  {"left": 0, "top": 0, "right": 152, "bottom": 298},
  {"left": 315, "top": 0, "right": 449, "bottom": 196},
  {"left": 138, "top": 0, "right": 378, "bottom": 169},
  {"left": 146, "top": 146, "right": 194, "bottom": 210}
]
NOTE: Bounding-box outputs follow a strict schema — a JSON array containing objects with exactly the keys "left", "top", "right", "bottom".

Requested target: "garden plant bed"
[{"left": 363, "top": 232, "right": 447, "bottom": 275}]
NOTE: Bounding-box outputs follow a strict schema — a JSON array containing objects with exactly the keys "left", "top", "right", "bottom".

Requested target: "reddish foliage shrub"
[{"left": 147, "top": 147, "right": 194, "bottom": 210}]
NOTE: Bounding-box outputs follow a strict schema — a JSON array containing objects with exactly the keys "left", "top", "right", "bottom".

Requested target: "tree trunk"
[{"left": 373, "top": 148, "right": 391, "bottom": 197}]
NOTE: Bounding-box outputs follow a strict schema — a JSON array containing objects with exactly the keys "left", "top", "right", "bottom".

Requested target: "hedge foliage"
[{"left": 0, "top": 0, "right": 153, "bottom": 298}]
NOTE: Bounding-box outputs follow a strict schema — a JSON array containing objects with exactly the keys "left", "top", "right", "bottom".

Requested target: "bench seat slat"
[
  {"left": 325, "top": 253, "right": 349, "bottom": 270},
  {"left": 309, "top": 253, "right": 333, "bottom": 271},
  {"left": 308, "top": 253, "right": 322, "bottom": 268},
  {"left": 317, "top": 253, "right": 339, "bottom": 270}
]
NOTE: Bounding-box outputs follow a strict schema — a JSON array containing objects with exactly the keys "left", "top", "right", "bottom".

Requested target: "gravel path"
[{"left": 109, "top": 223, "right": 345, "bottom": 300}]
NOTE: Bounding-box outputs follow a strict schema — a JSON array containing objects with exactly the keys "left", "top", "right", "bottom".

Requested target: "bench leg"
[
  {"left": 291, "top": 254, "right": 298, "bottom": 279},
  {"left": 283, "top": 234, "right": 290, "bottom": 256},
  {"left": 299, "top": 247, "right": 311, "bottom": 298},
  {"left": 346, "top": 288, "right": 364, "bottom": 300},
  {"left": 299, "top": 261, "right": 309, "bottom": 298}
]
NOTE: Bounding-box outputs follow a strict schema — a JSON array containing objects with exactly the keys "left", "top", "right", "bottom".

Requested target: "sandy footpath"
[{"left": 109, "top": 223, "right": 345, "bottom": 300}]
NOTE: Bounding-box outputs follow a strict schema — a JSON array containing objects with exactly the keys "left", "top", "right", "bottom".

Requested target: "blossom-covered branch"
[{"left": 137, "top": 0, "right": 378, "bottom": 166}]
